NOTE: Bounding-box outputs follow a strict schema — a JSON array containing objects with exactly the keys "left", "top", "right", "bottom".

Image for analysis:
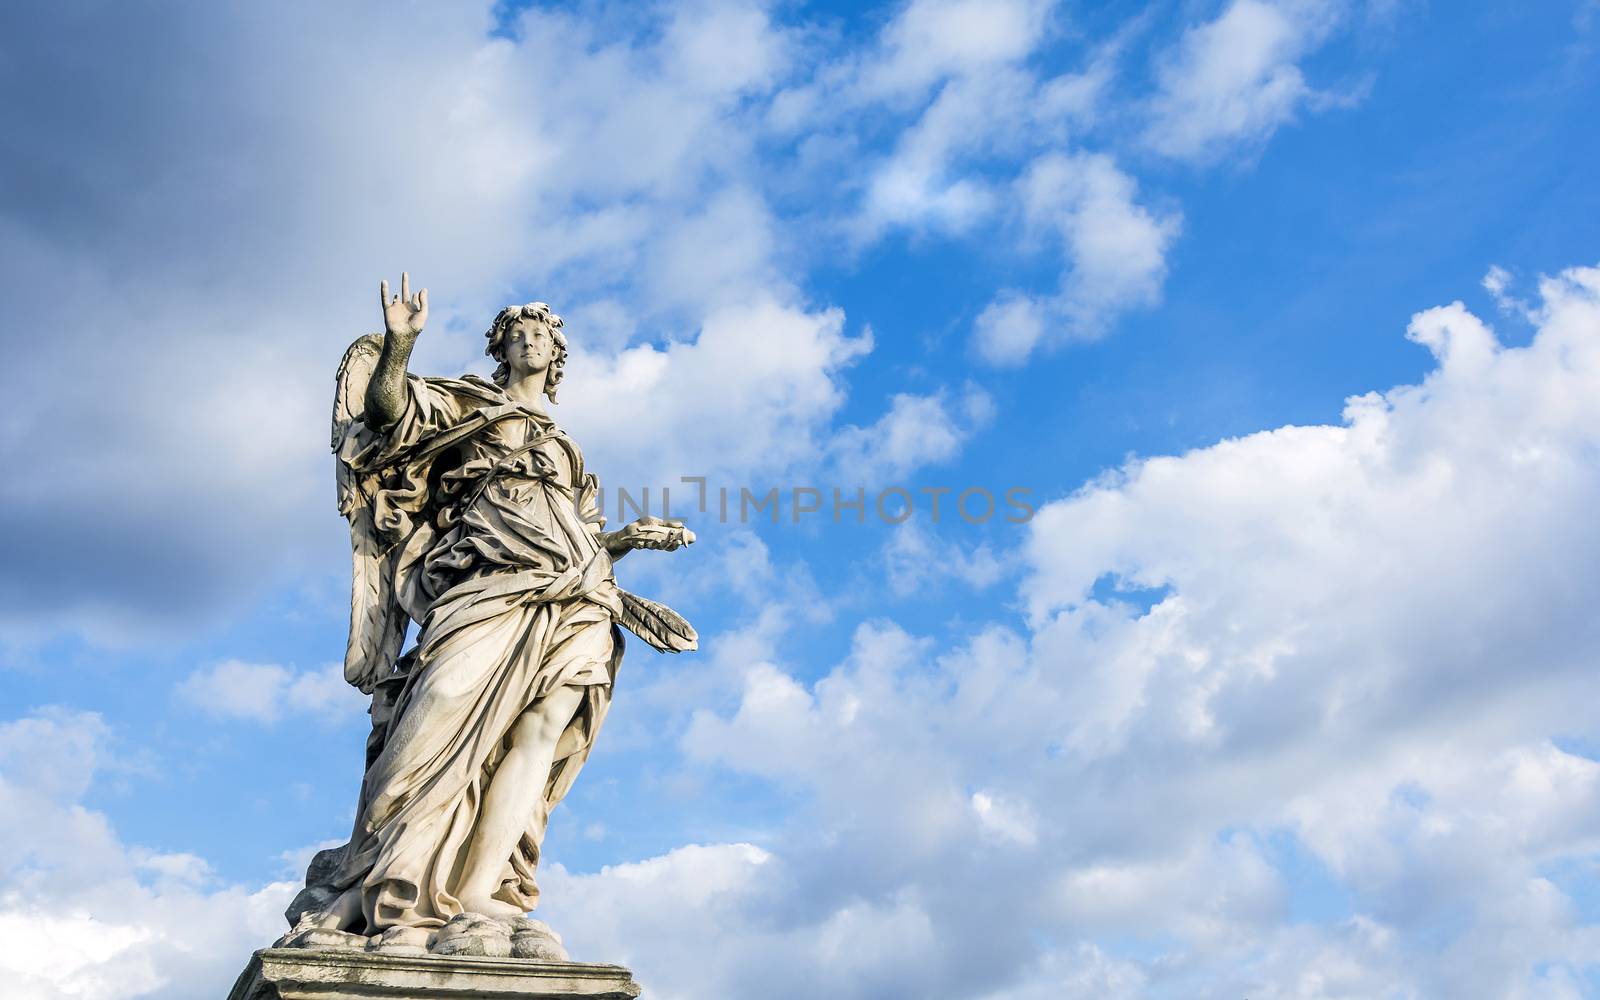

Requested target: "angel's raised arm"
[{"left": 365, "top": 272, "right": 429, "bottom": 432}]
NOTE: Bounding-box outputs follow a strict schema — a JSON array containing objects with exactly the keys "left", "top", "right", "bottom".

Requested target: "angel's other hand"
[{"left": 621, "top": 516, "right": 694, "bottom": 551}]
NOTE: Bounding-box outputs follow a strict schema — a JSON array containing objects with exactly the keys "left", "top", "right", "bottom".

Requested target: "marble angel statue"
[{"left": 278, "top": 274, "right": 696, "bottom": 960}]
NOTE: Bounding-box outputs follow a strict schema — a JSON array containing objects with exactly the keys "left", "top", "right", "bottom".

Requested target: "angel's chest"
[{"left": 475, "top": 418, "right": 575, "bottom": 487}]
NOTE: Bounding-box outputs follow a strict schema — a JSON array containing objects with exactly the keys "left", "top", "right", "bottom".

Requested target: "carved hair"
[{"left": 484, "top": 302, "right": 568, "bottom": 401}]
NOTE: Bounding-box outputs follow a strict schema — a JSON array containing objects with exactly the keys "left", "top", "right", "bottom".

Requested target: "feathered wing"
[
  {"left": 333, "top": 334, "right": 408, "bottom": 694},
  {"left": 617, "top": 590, "right": 698, "bottom": 653}
]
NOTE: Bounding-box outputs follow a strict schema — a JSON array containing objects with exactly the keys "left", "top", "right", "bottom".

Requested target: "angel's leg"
[{"left": 456, "top": 683, "right": 586, "bottom": 916}]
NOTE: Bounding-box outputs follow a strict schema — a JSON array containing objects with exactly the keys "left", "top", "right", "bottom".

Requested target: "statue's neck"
[{"left": 502, "top": 373, "right": 549, "bottom": 413}]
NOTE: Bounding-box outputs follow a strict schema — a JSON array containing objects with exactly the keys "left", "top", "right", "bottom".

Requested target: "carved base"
[{"left": 228, "top": 947, "right": 642, "bottom": 999}]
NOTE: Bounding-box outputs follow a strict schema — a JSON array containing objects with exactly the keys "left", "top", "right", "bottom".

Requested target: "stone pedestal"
[{"left": 228, "top": 948, "right": 642, "bottom": 999}]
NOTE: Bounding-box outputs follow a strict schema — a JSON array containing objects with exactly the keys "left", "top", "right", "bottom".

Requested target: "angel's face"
[{"left": 506, "top": 317, "right": 555, "bottom": 381}]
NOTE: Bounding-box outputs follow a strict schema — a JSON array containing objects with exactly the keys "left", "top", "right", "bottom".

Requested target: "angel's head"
[{"left": 485, "top": 302, "right": 567, "bottom": 401}]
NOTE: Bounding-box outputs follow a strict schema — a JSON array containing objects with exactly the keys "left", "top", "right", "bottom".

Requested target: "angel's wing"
[
  {"left": 333, "top": 333, "right": 383, "bottom": 510},
  {"left": 617, "top": 590, "right": 698, "bottom": 653},
  {"left": 333, "top": 334, "right": 408, "bottom": 694}
]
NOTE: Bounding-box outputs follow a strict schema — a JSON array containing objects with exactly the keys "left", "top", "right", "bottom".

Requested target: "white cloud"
[
  {"left": 863, "top": 161, "right": 999, "bottom": 238},
  {"left": 830, "top": 385, "right": 994, "bottom": 484},
  {"left": 970, "top": 790, "right": 1039, "bottom": 846},
  {"left": 1027, "top": 154, "right": 1176, "bottom": 312},
  {"left": 973, "top": 292, "right": 1050, "bottom": 366},
  {"left": 974, "top": 943, "right": 1146, "bottom": 1000},
  {"left": 537, "top": 843, "right": 777, "bottom": 998},
  {"left": 843, "top": 5, "right": 1116, "bottom": 243},
  {"left": 660, "top": 2, "right": 795, "bottom": 98},
  {"left": 648, "top": 265, "right": 1600, "bottom": 996},
  {"left": 0, "top": 707, "right": 109, "bottom": 802},
  {"left": 562, "top": 297, "right": 871, "bottom": 487},
  {"left": 0, "top": 709, "right": 294, "bottom": 1000},
  {"left": 975, "top": 153, "right": 1179, "bottom": 364},
  {"left": 175, "top": 660, "right": 364, "bottom": 724},
  {"left": 1016, "top": 265, "right": 1600, "bottom": 989},
  {"left": 775, "top": 0, "right": 1097, "bottom": 245},
  {"left": 133, "top": 852, "right": 213, "bottom": 886},
  {"left": 857, "top": 71, "right": 1025, "bottom": 237},
  {"left": 1484, "top": 263, "right": 1536, "bottom": 319},
  {"left": 1055, "top": 833, "right": 1283, "bottom": 941},
  {"left": 1483, "top": 262, "right": 1514, "bottom": 300},
  {"left": 861, "top": 0, "right": 1054, "bottom": 98},
  {"left": 882, "top": 523, "right": 1008, "bottom": 596},
  {"left": 540, "top": 842, "right": 955, "bottom": 1000},
  {"left": 1145, "top": 0, "right": 1349, "bottom": 162}
]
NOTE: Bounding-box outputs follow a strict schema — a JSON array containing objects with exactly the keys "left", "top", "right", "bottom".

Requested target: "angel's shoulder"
[{"left": 423, "top": 373, "right": 503, "bottom": 402}]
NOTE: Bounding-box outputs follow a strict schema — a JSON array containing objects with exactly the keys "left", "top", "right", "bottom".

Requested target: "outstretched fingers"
[{"left": 381, "top": 273, "right": 428, "bottom": 312}]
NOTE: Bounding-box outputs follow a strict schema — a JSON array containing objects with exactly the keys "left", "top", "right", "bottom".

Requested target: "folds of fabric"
[
  {"left": 328, "top": 374, "right": 627, "bottom": 932},
  {"left": 337, "top": 590, "right": 622, "bottom": 928}
]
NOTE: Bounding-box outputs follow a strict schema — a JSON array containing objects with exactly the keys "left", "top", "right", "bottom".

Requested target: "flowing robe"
[{"left": 332, "top": 373, "right": 623, "bottom": 932}]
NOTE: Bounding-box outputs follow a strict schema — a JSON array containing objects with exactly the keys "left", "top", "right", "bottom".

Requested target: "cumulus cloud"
[
  {"left": 561, "top": 298, "right": 870, "bottom": 488},
  {"left": 0, "top": 709, "right": 294, "bottom": 1000},
  {"left": 975, "top": 152, "right": 1179, "bottom": 364},
  {"left": 606, "top": 266, "right": 1600, "bottom": 997},
  {"left": 1145, "top": 0, "right": 1351, "bottom": 162},
  {"left": 540, "top": 840, "right": 961, "bottom": 1000},
  {"left": 175, "top": 660, "right": 364, "bottom": 724}
]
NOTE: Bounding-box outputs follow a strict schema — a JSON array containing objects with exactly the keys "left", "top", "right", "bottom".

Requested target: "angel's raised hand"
[{"left": 380, "top": 271, "right": 429, "bottom": 341}]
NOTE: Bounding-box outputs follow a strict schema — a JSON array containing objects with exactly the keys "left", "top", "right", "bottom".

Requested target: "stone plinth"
[{"left": 228, "top": 947, "right": 642, "bottom": 999}]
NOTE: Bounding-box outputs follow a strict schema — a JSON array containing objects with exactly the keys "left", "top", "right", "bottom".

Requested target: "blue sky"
[{"left": 2, "top": 1, "right": 1599, "bottom": 997}]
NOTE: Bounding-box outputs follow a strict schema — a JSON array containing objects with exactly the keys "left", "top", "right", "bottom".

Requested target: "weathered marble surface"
[
  {"left": 276, "top": 274, "right": 695, "bottom": 954},
  {"left": 228, "top": 948, "right": 641, "bottom": 1000}
]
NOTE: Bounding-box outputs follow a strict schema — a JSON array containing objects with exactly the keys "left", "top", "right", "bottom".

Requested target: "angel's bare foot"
[
  {"left": 432, "top": 912, "right": 514, "bottom": 958},
  {"left": 295, "top": 885, "right": 360, "bottom": 932}
]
